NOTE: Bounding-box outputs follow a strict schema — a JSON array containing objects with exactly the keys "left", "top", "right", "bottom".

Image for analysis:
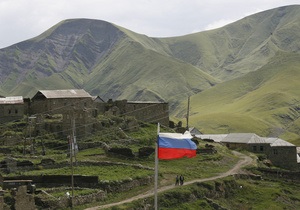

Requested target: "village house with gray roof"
[
  {"left": 2, "top": 89, "right": 298, "bottom": 171},
  {"left": 197, "top": 133, "right": 300, "bottom": 171}
]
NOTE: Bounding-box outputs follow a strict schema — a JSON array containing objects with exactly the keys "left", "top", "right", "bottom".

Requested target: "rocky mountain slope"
[{"left": 0, "top": 19, "right": 216, "bottom": 102}]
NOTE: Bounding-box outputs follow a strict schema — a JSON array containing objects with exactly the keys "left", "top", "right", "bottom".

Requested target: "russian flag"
[{"left": 158, "top": 132, "right": 197, "bottom": 160}]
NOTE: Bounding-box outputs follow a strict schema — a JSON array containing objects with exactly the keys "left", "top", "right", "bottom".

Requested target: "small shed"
[{"left": 189, "top": 127, "right": 202, "bottom": 136}]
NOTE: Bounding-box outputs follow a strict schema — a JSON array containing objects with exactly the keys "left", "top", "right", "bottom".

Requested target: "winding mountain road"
[{"left": 85, "top": 151, "right": 253, "bottom": 210}]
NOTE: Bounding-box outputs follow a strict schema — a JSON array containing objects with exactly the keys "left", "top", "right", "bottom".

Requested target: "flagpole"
[
  {"left": 186, "top": 96, "right": 190, "bottom": 131},
  {"left": 154, "top": 123, "right": 160, "bottom": 210}
]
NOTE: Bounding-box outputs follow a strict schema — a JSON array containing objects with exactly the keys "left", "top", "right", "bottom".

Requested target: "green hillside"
[
  {"left": 0, "top": 6, "right": 300, "bottom": 143},
  {"left": 174, "top": 51, "right": 300, "bottom": 144},
  {"left": 162, "top": 5, "right": 300, "bottom": 81},
  {"left": 84, "top": 36, "right": 217, "bottom": 102}
]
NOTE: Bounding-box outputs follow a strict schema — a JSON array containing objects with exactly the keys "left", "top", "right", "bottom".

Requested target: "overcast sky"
[{"left": 0, "top": 0, "right": 299, "bottom": 49}]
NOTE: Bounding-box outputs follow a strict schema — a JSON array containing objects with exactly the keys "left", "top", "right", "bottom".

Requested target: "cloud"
[
  {"left": 0, "top": 0, "right": 299, "bottom": 48},
  {"left": 203, "top": 19, "right": 236, "bottom": 31}
]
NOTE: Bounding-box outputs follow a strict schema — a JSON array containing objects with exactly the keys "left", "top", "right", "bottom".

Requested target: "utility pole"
[
  {"left": 186, "top": 96, "right": 190, "bottom": 131},
  {"left": 70, "top": 116, "right": 75, "bottom": 209},
  {"left": 23, "top": 137, "right": 26, "bottom": 156},
  {"left": 69, "top": 110, "right": 79, "bottom": 209},
  {"left": 29, "top": 116, "right": 36, "bottom": 155}
]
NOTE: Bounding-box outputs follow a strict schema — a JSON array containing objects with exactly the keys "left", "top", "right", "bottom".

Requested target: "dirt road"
[{"left": 85, "top": 151, "right": 253, "bottom": 210}]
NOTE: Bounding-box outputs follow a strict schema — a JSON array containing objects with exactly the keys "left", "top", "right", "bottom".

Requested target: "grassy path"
[{"left": 85, "top": 151, "right": 253, "bottom": 210}]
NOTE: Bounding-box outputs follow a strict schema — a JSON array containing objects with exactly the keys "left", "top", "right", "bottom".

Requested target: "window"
[
  {"left": 260, "top": 146, "right": 264, "bottom": 151},
  {"left": 15, "top": 109, "right": 18, "bottom": 114},
  {"left": 253, "top": 146, "right": 257, "bottom": 151},
  {"left": 8, "top": 109, "right": 11, "bottom": 114},
  {"left": 273, "top": 149, "right": 278, "bottom": 155}
]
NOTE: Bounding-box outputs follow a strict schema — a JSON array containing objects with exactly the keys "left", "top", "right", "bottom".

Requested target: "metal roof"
[
  {"left": 189, "top": 127, "right": 202, "bottom": 135},
  {"left": 264, "top": 137, "right": 279, "bottom": 144},
  {"left": 92, "top": 96, "right": 105, "bottom": 102},
  {"left": 269, "top": 138, "right": 295, "bottom": 147},
  {"left": 127, "top": 101, "right": 167, "bottom": 104},
  {"left": 0, "top": 96, "right": 24, "bottom": 104},
  {"left": 221, "top": 133, "right": 266, "bottom": 144},
  {"left": 37, "top": 89, "right": 92, "bottom": 99}
]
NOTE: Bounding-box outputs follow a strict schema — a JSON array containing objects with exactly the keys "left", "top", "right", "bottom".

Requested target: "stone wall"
[
  {"left": 30, "top": 97, "right": 94, "bottom": 116},
  {"left": 14, "top": 186, "right": 36, "bottom": 210},
  {"left": 266, "top": 146, "right": 298, "bottom": 170},
  {"left": 258, "top": 168, "right": 300, "bottom": 181},
  {"left": 0, "top": 193, "right": 3, "bottom": 210},
  {"left": 0, "top": 103, "right": 24, "bottom": 123},
  {"left": 248, "top": 143, "right": 269, "bottom": 153},
  {"left": 99, "top": 175, "right": 154, "bottom": 193},
  {"left": 2, "top": 173, "right": 154, "bottom": 209},
  {"left": 30, "top": 97, "right": 97, "bottom": 137},
  {"left": 224, "top": 143, "right": 248, "bottom": 150},
  {"left": 4, "top": 175, "right": 99, "bottom": 188},
  {"left": 125, "top": 102, "right": 169, "bottom": 126},
  {"left": 3, "top": 169, "right": 154, "bottom": 192},
  {"left": 35, "top": 189, "right": 106, "bottom": 209},
  {"left": 107, "top": 100, "right": 169, "bottom": 126}
]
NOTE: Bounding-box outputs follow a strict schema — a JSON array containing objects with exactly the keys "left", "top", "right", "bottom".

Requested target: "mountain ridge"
[
  {"left": 1, "top": 5, "right": 300, "bottom": 142},
  {"left": 161, "top": 5, "right": 300, "bottom": 81}
]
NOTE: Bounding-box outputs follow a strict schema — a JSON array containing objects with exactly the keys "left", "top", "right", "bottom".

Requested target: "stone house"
[
  {"left": 30, "top": 89, "right": 95, "bottom": 115},
  {"left": 264, "top": 138, "right": 298, "bottom": 170},
  {"left": 105, "top": 99, "right": 169, "bottom": 126},
  {"left": 30, "top": 89, "right": 97, "bottom": 136},
  {"left": 0, "top": 96, "right": 25, "bottom": 123},
  {"left": 220, "top": 133, "right": 299, "bottom": 170}
]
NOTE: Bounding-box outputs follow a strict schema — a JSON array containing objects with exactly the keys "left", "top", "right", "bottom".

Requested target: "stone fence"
[
  {"left": 2, "top": 174, "right": 154, "bottom": 209},
  {"left": 257, "top": 168, "right": 300, "bottom": 181},
  {"left": 35, "top": 188, "right": 106, "bottom": 209},
  {"left": 3, "top": 173, "right": 154, "bottom": 193},
  {"left": 4, "top": 175, "right": 99, "bottom": 188}
]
